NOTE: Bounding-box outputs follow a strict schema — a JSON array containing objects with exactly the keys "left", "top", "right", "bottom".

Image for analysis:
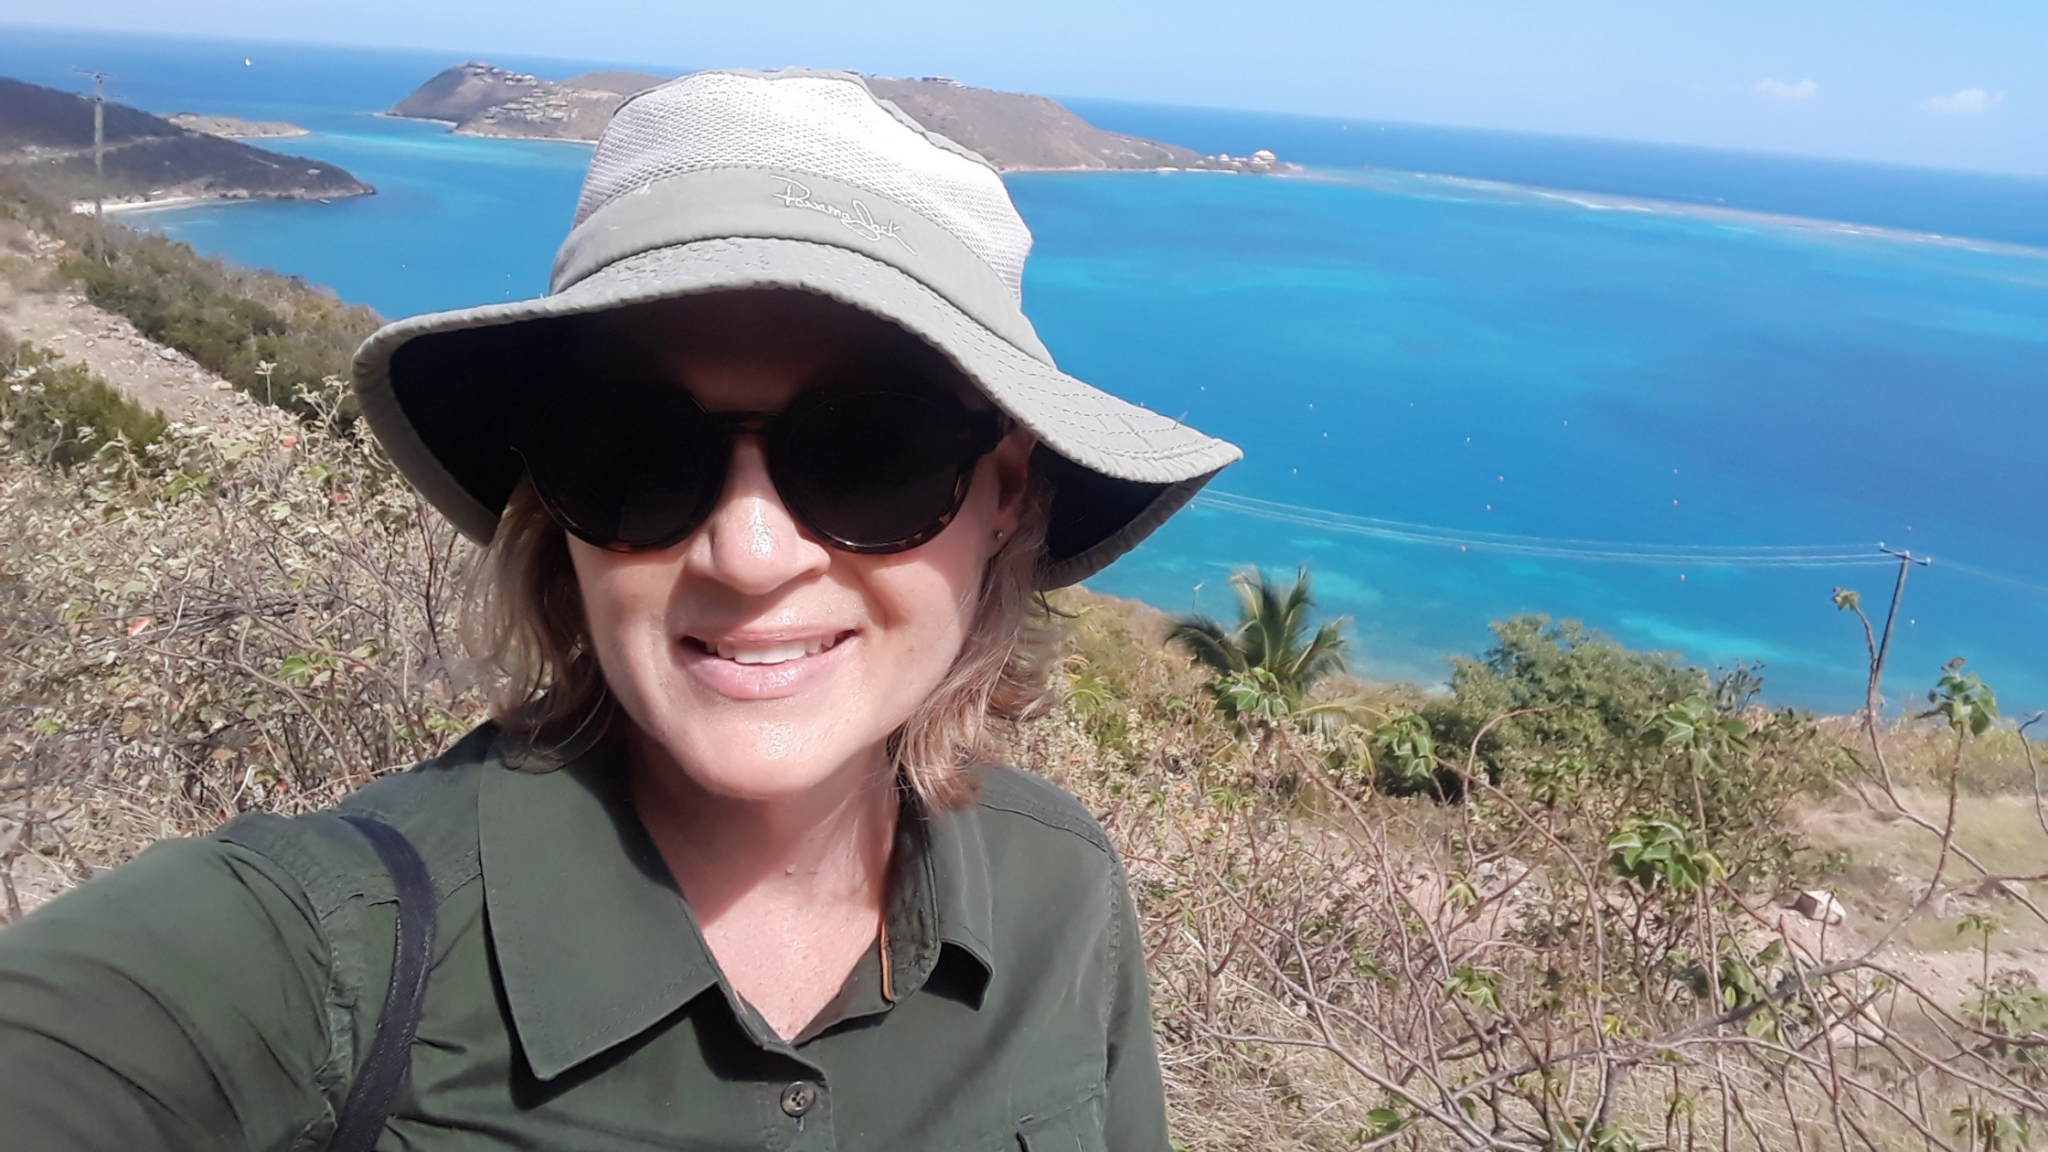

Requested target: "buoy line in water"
[{"left": 1196, "top": 491, "right": 1904, "bottom": 570}]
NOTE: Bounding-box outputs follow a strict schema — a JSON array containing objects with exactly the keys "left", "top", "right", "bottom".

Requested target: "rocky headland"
[
  {"left": 0, "top": 77, "right": 370, "bottom": 210},
  {"left": 389, "top": 62, "right": 669, "bottom": 142},
  {"left": 389, "top": 63, "right": 1289, "bottom": 174},
  {"left": 863, "top": 76, "right": 1282, "bottom": 173}
]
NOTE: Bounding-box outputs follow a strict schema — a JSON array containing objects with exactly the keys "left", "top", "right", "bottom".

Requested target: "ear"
[{"left": 985, "top": 425, "right": 1037, "bottom": 539}]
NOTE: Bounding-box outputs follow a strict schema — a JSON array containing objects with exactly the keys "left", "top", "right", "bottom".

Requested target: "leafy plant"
[
  {"left": 2, "top": 343, "right": 166, "bottom": 467},
  {"left": 1367, "top": 708, "right": 1442, "bottom": 797},
  {"left": 1924, "top": 657, "right": 1999, "bottom": 741},
  {"left": 1428, "top": 615, "right": 1706, "bottom": 776},
  {"left": 1606, "top": 818, "right": 1724, "bottom": 894},
  {"left": 1952, "top": 1105, "right": 2032, "bottom": 1152}
]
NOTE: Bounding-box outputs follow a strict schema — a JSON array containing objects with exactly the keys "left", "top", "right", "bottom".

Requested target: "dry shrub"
[
  {"left": 1007, "top": 595, "right": 2048, "bottom": 1151},
  {"left": 0, "top": 380, "right": 482, "bottom": 910}
]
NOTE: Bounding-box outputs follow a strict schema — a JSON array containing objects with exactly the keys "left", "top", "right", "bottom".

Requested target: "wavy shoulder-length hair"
[{"left": 465, "top": 472, "right": 1053, "bottom": 808}]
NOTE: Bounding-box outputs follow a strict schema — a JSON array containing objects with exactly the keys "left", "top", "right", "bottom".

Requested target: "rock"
[
  {"left": 1981, "top": 878, "right": 2030, "bottom": 901},
  {"left": 1792, "top": 890, "right": 1846, "bottom": 925},
  {"left": 1473, "top": 855, "right": 1531, "bottom": 894}
]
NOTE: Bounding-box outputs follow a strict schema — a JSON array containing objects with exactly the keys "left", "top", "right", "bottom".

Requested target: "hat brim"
[{"left": 352, "top": 236, "right": 1241, "bottom": 588}]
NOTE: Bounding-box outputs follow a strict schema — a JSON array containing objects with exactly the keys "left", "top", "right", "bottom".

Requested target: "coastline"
[{"left": 85, "top": 187, "right": 371, "bottom": 215}]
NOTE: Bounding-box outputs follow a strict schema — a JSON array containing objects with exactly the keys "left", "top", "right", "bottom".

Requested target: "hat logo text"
[{"left": 773, "top": 179, "right": 916, "bottom": 254}]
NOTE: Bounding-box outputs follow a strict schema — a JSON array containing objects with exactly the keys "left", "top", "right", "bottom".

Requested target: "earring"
[{"left": 992, "top": 528, "right": 1006, "bottom": 543}]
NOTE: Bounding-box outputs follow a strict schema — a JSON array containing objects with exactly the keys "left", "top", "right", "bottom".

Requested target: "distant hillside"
[
  {"left": 390, "top": 62, "right": 669, "bottom": 142},
  {"left": 388, "top": 64, "right": 1287, "bottom": 174},
  {"left": 863, "top": 77, "right": 1278, "bottom": 173},
  {"left": 0, "top": 77, "right": 370, "bottom": 207}
]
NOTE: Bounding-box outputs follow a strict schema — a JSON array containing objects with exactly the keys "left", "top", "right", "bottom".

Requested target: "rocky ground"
[{"left": 0, "top": 223, "right": 261, "bottom": 427}]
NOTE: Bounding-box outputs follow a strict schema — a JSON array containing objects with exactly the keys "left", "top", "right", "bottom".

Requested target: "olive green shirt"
[{"left": 0, "top": 725, "right": 1166, "bottom": 1151}]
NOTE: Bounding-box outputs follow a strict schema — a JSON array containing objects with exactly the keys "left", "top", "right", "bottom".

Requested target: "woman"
[{"left": 0, "top": 69, "right": 1237, "bottom": 1150}]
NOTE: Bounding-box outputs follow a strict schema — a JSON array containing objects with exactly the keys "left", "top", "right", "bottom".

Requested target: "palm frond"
[{"left": 1167, "top": 615, "right": 1246, "bottom": 676}]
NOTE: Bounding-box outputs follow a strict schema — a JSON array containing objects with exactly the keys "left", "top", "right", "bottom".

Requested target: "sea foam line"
[{"left": 1195, "top": 490, "right": 1898, "bottom": 569}]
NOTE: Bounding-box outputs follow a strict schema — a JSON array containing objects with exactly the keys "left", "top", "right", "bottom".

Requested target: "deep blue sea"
[{"left": 6, "top": 27, "right": 2045, "bottom": 713}]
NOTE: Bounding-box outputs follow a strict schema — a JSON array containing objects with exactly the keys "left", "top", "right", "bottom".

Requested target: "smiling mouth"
[{"left": 683, "top": 631, "right": 854, "bottom": 666}]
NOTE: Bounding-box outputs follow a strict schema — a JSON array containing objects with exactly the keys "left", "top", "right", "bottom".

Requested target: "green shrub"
[
  {"left": 59, "top": 233, "right": 378, "bottom": 417},
  {"left": 1427, "top": 615, "right": 1707, "bottom": 772},
  {"left": 0, "top": 172, "right": 380, "bottom": 420},
  {"left": 2, "top": 343, "right": 166, "bottom": 467}
]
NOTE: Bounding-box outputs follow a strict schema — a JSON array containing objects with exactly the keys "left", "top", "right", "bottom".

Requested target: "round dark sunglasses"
[{"left": 511, "top": 380, "right": 1006, "bottom": 554}]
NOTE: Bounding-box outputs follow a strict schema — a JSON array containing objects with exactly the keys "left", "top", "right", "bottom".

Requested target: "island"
[
  {"left": 165, "top": 113, "right": 310, "bottom": 139},
  {"left": 0, "top": 76, "right": 371, "bottom": 209},
  {"left": 389, "top": 63, "right": 1289, "bottom": 174},
  {"left": 389, "top": 62, "right": 669, "bottom": 143}
]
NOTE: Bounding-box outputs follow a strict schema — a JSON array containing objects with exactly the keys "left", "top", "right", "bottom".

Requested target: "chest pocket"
[{"left": 1015, "top": 1094, "right": 1108, "bottom": 1152}]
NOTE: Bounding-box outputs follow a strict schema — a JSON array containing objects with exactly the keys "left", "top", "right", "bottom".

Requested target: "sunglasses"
[{"left": 511, "top": 379, "right": 1006, "bottom": 554}]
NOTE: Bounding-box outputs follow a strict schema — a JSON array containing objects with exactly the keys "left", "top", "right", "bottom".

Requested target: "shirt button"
[{"left": 779, "top": 1080, "right": 820, "bottom": 1118}]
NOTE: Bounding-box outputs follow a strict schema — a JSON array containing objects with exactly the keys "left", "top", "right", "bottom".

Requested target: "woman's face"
[{"left": 566, "top": 293, "right": 1035, "bottom": 803}]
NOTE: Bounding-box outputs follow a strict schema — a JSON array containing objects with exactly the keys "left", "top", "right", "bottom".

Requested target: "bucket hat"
[{"left": 352, "top": 68, "right": 1240, "bottom": 588}]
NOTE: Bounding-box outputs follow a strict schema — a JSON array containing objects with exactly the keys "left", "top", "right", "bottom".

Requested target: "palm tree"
[{"left": 1169, "top": 567, "right": 1351, "bottom": 726}]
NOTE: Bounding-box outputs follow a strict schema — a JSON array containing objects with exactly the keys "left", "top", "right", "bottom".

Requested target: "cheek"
[
  {"left": 860, "top": 524, "right": 989, "bottom": 674},
  {"left": 569, "top": 547, "right": 678, "bottom": 675}
]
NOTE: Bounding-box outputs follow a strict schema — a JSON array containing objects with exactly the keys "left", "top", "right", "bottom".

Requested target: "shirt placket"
[{"left": 730, "top": 994, "right": 839, "bottom": 1152}]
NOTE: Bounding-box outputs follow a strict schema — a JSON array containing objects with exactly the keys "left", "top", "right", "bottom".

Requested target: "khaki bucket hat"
[{"left": 352, "top": 67, "right": 1241, "bottom": 588}]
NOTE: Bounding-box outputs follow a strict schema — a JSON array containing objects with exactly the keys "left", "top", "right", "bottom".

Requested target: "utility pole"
[
  {"left": 1865, "top": 544, "right": 1932, "bottom": 723},
  {"left": 72, "top": 69, "right": 110, "bottom": 263}
]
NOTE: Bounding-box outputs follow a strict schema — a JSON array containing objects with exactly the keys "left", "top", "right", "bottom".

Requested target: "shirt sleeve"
[
  {"left": 0, "top": 836, "right": 336, "bottom": 1152},
  {"left": 1100, "top": 857, "right": 1171, "bottom": 1152}
]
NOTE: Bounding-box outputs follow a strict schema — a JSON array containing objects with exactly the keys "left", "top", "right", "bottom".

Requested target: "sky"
[{"left": 7, "top": 1, "right": 2045, "bottom": 176}]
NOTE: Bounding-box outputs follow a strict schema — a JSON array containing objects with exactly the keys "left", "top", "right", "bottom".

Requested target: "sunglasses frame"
[{"left": 512, "top": 381, "right": 1008, "bottom": 556}]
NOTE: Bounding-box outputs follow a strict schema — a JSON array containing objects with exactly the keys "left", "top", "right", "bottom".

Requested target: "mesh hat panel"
[{"left": 576, "top": 72, "right": 1033, "bottom": 297}]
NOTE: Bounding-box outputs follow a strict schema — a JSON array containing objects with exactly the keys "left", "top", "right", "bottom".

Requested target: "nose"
[{"left": 683, "top": 436, "right": 832, "bottom": 595}]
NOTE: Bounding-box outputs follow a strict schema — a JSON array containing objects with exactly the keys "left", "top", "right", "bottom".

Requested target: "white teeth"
[{"left": 711, "top": 638, "right": 834, "bottom": 665}]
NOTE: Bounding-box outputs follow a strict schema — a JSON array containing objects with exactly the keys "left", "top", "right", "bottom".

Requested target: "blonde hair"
[{"left": 466, "top": 475, "right": 1053, "bottom": 808}]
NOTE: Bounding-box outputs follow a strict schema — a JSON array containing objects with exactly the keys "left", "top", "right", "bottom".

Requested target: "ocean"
[{"left": 5, "top": 27, "right": 2044, "bottom": 713}]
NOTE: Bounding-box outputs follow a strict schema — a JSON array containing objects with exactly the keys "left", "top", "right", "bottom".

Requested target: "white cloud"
[
  {"left": 1924, "top": 88, "right": 2004, "bottom": 114},
  {"left": 1754, "top": 78, "right": 1818, "bottom": 101}
]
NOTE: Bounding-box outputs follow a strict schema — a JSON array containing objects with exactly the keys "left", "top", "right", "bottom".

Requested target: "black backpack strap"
[{"left": 330, "top": 815, "right": 438, "bottom": 1152}]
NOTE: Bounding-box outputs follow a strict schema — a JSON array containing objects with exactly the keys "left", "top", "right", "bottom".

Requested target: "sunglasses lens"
[
  {"left": 518, "top": 383, "right": 724, "bottom": 550},
  {"left": 781, "top": 392, "right": 975, "bottom": 551}
]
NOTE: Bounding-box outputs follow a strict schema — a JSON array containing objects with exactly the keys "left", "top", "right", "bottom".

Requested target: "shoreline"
[{"left": 84, "top": 187, "right": 371, "bottom": 216}]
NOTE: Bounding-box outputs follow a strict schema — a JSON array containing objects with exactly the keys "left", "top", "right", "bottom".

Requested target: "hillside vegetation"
[
  {"left": 1, "top": 174, "right": 381, "bottom": 417},
  {"left": 0, "top": 192, "right": 2044, "bottom": 1151},
  {"left": 0, "top": 76, "right": 370, "bottom": 206}
]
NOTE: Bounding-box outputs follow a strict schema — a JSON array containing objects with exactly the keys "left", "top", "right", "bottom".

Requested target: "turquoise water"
[{"left": 6, "top": 27, "right": 2045, "bottom": 711}]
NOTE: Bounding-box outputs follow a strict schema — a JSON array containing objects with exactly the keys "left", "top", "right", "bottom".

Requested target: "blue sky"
[{"left": 9, "top": 1, "right": 2044, "bottom": 176}]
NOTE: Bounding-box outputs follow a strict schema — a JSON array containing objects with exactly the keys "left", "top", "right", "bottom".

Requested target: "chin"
[{"left": 640, "top": 712, "right": 884, "bottom": 802}]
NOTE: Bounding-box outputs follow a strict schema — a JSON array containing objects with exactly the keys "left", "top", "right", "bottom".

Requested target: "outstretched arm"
[{"left": 0, "top": 837, "right": 334, "bottom": 1151}]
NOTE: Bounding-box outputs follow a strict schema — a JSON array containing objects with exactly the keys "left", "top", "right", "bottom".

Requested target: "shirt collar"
[{"left": 478, "top": 737, "right": 997, "bottom": 1081}]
